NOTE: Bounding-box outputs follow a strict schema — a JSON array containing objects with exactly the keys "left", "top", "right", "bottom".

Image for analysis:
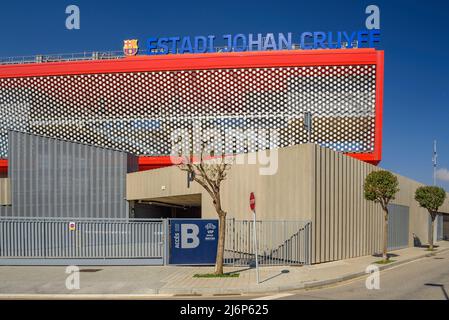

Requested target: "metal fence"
[
  {"left": 437, "top": 214, "right": 444, "bottom": 241},
  {"left": 225, "top": 219, "right": 312, "bottom": 266},
  {"left": 0, "top": 217, "right": 311, "bottom": 266},
  {"left": 0, "top": 217, "right": 165, "bottom": 265}
]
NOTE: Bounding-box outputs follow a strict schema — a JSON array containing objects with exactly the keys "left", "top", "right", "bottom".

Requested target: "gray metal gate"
[
  {"left": 387, "top": 204, "right": 410, "bottom": 251},
  {"left": 436, "top": 214, "right": 444, "bottom": 241},
  {"left": 0, "top": 217, "right": 166, "bottom": 265},
  {"left": 444, "top": 215, "right": 449, "bottom": 241},
  {"left": 225, "top": 219, "right": 312, "bottom": 266}
]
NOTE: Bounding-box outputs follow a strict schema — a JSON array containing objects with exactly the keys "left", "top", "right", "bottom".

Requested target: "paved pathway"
[{"left": 0, "top": 241, "right": 448, "bottom": 298}]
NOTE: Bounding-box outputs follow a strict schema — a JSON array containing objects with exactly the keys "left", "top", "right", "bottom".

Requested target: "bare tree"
[{"left": 178, "top": 141, "right": 232, "bottom": 275}]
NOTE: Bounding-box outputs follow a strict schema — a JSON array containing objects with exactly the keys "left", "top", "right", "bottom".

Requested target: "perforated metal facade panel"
[
  {"left": 0, "top": 64, "right": 377, "bottom": 160},
  {"left": 7, "top": 131, "right": 136, "bottom": 218}
]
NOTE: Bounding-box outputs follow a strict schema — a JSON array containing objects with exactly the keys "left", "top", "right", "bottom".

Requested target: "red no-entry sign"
[{"left": 250, "top": 192, "right": 256, "bottom": 212}]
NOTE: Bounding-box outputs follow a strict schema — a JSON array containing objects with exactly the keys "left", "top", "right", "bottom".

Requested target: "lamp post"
[
  {"left": 433, "top": 140, "right": 437, "bottom": 186},
  {"left": 304, "top": 112, "right": 312, "bottom": 143}
]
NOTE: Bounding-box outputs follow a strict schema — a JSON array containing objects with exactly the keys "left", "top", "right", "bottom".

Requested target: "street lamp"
[
  {"left": 304, "top": 111, "right": 313, "bottom": 143},
  {"left": 433, "top": 140, "right": 437, "bottom": 186}
]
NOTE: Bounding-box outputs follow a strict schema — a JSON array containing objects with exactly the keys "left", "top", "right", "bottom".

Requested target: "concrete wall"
[
  {"left": 391, "top": 174, "right": 437, "bottom": 249},
  {"left": 127, "top": 143, "right": 449, "bottom": 264},
  {"left": 310, "top": 144, "right": 449, "bottom": 263},
  {"left": 0, "top": 178, "right": 11, "bottom": 216},
  {"left": 311, "top": 145, "right": 383, "bottom": 263},
  {"left": 127, "top": 144, "right": 314, "bottom": 222},
  {"left": 0, "top": 178, "right": 10, "bottom": 205}
]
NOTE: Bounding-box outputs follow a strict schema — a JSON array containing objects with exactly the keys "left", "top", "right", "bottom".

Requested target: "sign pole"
[
  {"left": 253, "top": 209, "right": 260, "bottom": 284},
  {"left": 249, "top": 192, "right": 259, "bottom": 284}
]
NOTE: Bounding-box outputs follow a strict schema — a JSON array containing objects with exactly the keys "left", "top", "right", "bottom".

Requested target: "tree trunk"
[
  {"left": 214, "top": 213, "right": 226, "bottom": 275},
  {"left": 383, "top": 208, "right": 389, "bottom": 261},
  {"left": 429, "top": 213, "right": 435, "bottom": 251}
]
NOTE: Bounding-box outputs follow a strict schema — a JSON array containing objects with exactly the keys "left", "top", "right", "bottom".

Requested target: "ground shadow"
[
  {"left": 372, "top": 253, "right": 399, "bottom": 258},
  {"left": 425, "top": 283, "right": 449, "bottom": 300},
  {"left": 260, "top": 270, "right": 290, "bottom": 284},
  {"left": 413, "top": 233, "right": 446, "bottom": 248},
  {"left": 418, "top": 244, "right": 440, "bottom": 249},
  {"left": 227, "top": 267, "right": 252, "bottom": 275}
]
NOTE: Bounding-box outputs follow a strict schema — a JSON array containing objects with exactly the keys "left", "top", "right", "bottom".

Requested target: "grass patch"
[
  {"left": 426, "top": 248, "right": 437, "bottom": 252},
  {"left": 374, "top": 259, "right": 396, "bottom": 265},
  {"left": 193, "top": 273, "right": 240, "bottom": 278}
]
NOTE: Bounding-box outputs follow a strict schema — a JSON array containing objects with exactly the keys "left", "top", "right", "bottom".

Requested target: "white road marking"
[{"left": 252, "top": 293, "right": 294, "bottom": 300}]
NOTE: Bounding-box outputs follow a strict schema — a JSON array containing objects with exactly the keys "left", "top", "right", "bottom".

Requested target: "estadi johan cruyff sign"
[{"left": 124, "top": 5, "right": 381, "bottom": 55}]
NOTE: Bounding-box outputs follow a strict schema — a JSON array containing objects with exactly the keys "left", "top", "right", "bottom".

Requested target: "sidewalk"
[{"left": 0, "top": 241, "right": 448, "bottom": 297}]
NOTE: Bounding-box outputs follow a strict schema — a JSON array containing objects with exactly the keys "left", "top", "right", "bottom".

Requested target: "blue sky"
[{"left": 0, "top": 0, "right": 448, "bottom": 190}]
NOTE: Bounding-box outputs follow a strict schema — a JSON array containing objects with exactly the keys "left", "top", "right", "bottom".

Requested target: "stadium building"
[{"left": 0, "top": 47, "right": 447, "bottom": 266}]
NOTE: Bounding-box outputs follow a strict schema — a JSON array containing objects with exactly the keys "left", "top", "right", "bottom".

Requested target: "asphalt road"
[
  {"left": 279, "top": 250, "right": 449, "bottom": 300},
  {"left": 175, "top": 249, "right": 449, "bottom": 300}
]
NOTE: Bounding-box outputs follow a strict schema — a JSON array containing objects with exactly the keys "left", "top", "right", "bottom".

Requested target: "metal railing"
[
  {"left": 0, "top": 51, "right": 126, "bottom": 65},
  {"left": 225, "top": 219, "right": 312, "bottom": 266},
  {"left": 0, "top": 217, "right": 165, "bottom": 262},
  {"left": 0, "top": 41, "right": 359, "bottom": 65}
]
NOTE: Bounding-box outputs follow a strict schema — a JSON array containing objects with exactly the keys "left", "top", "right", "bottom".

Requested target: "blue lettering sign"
[
  {"left": 278, "top": 32, "right": 292, "bottom": 50},
  {"left": 233, "top": 34, "right": 247, "bottom": 52},
  {"left": 248, "top": 33, "right": 263, "bottom": 51},
  {"left": 301, "top": 32, "right": 313, "bottom": 50},
  {"left": 180, "top": 37, "right": 193, "bottom": 54},
  {"left": 194, "top": 36, "right": 207, "bottom": 53},
  {"left": 146, "top": 30, "right": 381, "bottom": 54},
  {"left": 157, "top": 37, "right": 169, "bottom": 54}
]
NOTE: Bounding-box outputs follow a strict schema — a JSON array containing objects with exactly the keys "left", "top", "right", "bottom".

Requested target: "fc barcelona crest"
[{"left": 123, "top": 39, "right": 139, "bottom": 56}]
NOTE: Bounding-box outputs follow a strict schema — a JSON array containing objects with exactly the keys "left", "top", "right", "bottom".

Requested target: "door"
[
  {"left": 387, "top": 204, "right": 410, "bottom": 251},
  {"left": 443, "top": 215, "right": 449, "bottom": 241}
]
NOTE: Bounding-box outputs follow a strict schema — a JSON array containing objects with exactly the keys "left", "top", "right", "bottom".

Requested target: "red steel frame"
[{"left": 0, "top": 48, "right": 384, "bottom": 172}]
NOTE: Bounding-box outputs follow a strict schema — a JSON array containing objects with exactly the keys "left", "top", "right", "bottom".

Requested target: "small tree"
[
  {"left": 364, "top": 170, "right": 399, "bottom": 261},
  {"left": 178, "top": 142, "right": 232, "bottom": 275},
  {"left": 414, "top": 186, "right": 446, "bottom": 251}
]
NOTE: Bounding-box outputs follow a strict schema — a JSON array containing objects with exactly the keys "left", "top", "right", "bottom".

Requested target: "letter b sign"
[
  {"left": 169, "top": 219, "right": 219, "bottom": 264},
  {"left": 181, "top": 224, "right": 200, "bottom": 249}
]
